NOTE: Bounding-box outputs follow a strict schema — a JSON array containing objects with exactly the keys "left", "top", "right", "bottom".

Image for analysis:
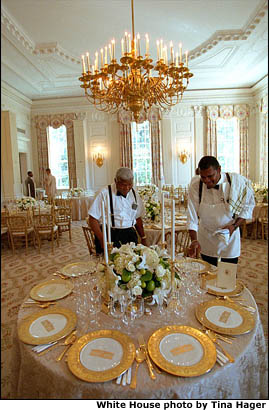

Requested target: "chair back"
[
  {"left": 7, "top": 214, "right": 31, "bottom": 233},
  {"left": 165, "top": 229, "right": 191, "bottom": 256},
  {"left": 33, "top": 214, "right": 55, "bottom": 231},
  {"left": 82, "top": 226, "right": 96, "bottom": 255}
]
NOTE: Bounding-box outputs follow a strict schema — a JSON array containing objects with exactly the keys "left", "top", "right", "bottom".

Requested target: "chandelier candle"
[
  {"left": 79, "top": 0, "right": 193, "bottom": 122},
  {"left": 101, "top": 200, "right": 109, "bottom": 264}
]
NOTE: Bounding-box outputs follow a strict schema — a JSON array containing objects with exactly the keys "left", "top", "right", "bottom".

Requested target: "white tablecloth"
[{"left": 71, "top": 196, "right": 95, "bottom": 221}]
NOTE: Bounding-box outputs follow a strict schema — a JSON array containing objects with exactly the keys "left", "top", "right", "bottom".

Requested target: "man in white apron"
[
  {"left": 187, "top": 156, "right": 255, "bottom": 266},
  {"left": 44, "top": 168, "right": 57, "bottom": 201},
  {"left": 89, "top": 167, "right": 147, "bottom": 253}
]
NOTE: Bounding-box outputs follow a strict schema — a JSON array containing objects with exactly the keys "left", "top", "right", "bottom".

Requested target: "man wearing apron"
[
  {"left": 187, "top": 156, "right": 255, "bottom": 266},
  {"left": 89, "top": 167, "right": 147, "bottom": 252}
]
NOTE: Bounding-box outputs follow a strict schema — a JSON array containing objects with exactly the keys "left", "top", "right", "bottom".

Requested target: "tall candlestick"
[
  {"left": 101, "top": 201, "right": 109, "bottom": 264},
  {"left": 86, "top": 52, "right": 90, "bottom": 72},
  {"left": 179, "top": 43, "right": 182, "bottom": 64},
  {"left": 161, "top": 192, "right": 165, "bottom": 243},
  {"left": 81, "top": 55, "right": 86, "bottom": 74},
  {"left": 145, "top": 33, "right": 149, "bottom": 55},
  {"left": 171, "top": 199, "right": 175, "bottom": 261},
  {"left": 106, "top": 193, "right": 111, "bottom": 243}
]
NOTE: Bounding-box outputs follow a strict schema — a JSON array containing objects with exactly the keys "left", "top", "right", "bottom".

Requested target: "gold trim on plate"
[
  {"left": 195, "top": 299, "right": 255, "bottom": 335},
  {"left": 60, "top": 261, "right": 96, "bottom": 277},
  {"left": 30, "top": 279, "right": 74, "bottom": 301},
  {"left": 206, "top": 279, "right": 245, "bottom": 297},
  {"left": 18, "top": 307, "right": 77, "bottom": 345},
  {"left": 67, "top": 330, "right": 135, "bottom": 382},
  {"left": 175, "top": 258, "right": 211, "bottom": 274},
  {"left": 147, "top": 325, "right": 216, "bottom": 377}
]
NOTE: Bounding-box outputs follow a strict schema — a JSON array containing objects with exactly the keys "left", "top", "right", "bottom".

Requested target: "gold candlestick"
[
  {"left": 107, "top": 242, "right": 113, "bottom": 257},
  {"left": 161, "top": 241, "right": 167, "bottom": 249}
]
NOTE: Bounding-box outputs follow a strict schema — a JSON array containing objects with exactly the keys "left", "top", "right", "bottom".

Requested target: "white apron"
[{"left": 198, "top": 199, "right": 240, "bottom": 258}]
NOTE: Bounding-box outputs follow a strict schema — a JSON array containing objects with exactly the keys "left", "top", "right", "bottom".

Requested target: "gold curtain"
[{"left": 260, "top": 96, "right": 268, "bottom": 185}]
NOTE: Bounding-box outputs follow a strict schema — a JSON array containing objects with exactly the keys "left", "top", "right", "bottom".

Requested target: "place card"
[
  {"left": 217, "top": 261, "right": 237, "bottom": 290},
  {"left": 219, "top": 311, "right": 231, "bottom": 324},
  {"left": 170, "top": 344, "right": 194, "bottom": 356},
  {"left": 41, "top": 320, "right": 55, "bottom": 332},
  {"left": 89, "top": 349, "right": 114, "bottom": 360}
]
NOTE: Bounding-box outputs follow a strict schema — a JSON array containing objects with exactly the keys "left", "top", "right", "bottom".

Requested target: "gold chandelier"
[{"left": 79, "top": 0, "right": 193, "bottom": 122}]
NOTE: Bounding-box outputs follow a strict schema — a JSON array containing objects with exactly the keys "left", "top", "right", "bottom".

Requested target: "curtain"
[
  {"left": 206, "top": 104, "right": 250, "bottom": 177},
  {"left": 118, "top": 107, "right": 163, "bottom": 185},
  {"left": 34, "top": 113, "right": 77, "bottom": 188},
  {"left": 206, "top": 106, "right": 218, "bottom": 156},
  {"left": 260, "top": 96, "right": 268, "bottom": 185}
]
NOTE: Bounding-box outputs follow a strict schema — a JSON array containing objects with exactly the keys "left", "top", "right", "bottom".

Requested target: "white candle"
[
  {"left": 161, "top": 193, "right": 165, "bottom": 243},
  {"left": 101, "top": 201, "right": 109, "bottom": 264},
  {"left": 179, "top": 43, "right": 182, "bottom": 63},
  {"left": 171, "top": 199, "right": 175, "bottom": 261},
  {"left": 100, "top": 48, "right": 104, "bottom": 67},
  {"left": 106, "top": 193, "right": 111, "bottom": 243},
  {"left": 86, "top": 52, "right": 90, "bottom": 72},
  {"left": 105, "top": 46, "right": 108, "bottom": 65},
  {"left": 145, "top": 34, "right": 149, "bottom": 55},
  {"left": 81, "top": 55, "right": 86, "bottom": 74}
]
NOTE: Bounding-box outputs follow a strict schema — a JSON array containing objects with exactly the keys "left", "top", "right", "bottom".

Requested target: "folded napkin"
[{"left": 213, "top": 228, "right": 230, "bottom": 246}]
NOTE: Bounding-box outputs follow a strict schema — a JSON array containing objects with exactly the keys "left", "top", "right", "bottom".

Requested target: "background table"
[
  {"left": 12, "top": 269, "right": 268, "bottom": 399},
  {"left": 71, "top": 196, "right": 95, "bottom": 221}
]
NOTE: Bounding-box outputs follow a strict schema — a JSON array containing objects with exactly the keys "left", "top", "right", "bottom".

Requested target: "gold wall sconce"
[
  {"left": 93, "top": 152, "right": 104, "bottom": 167},
  {"left": 178, "top": 149, "right": 191, "bottom": 164}
]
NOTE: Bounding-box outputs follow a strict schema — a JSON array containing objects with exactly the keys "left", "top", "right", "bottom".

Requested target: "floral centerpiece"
[
  {"left": 138, "top": 184, "right": 161, "bottom": 222},
  {"left": 252, "top": 183, "right": 268, "bottom": 203},
  {"left": 16, "top": 196, "right": 36, "bottom": 210},
  {"left": 96, "top": 243, "right": 180, "bottom": 301},
  {"left": 70, "top": 187, "right": 84, "bottom": 197}
]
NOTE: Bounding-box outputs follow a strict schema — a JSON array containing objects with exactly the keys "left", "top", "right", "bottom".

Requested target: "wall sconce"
[
  {"left": 178, "top": 149, "right": 191, "bottom": 164},
  {"left": 93, "top": 152, "right": 104, "bottom": 167}
]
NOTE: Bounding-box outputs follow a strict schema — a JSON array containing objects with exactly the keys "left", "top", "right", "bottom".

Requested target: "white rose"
[
  {"left": 132, "top": 285, "right": 143, "bottom": 296},
  {"left": 127, "top": 262, "right": 136, "bottom": 272},
  {"left": 156, "top": 264, "right": 166, "bottom": 278}
]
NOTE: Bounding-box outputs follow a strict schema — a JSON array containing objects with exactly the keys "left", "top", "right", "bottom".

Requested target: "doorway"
[{"left": 19, "top": 152, "right": 27, "bottom": 194}]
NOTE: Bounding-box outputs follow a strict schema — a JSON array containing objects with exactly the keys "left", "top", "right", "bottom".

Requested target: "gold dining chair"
[
  {"left": 82, "top": 226, "right": 96, "bottom": 255},
  {"left": 33, "top": 213, "right": 59, "bottom": 254},
  {"left": 54, "top": 202, "right": 72, "bottom": 241},
  {"left": 7, "top": 212, "right": 36, "bottom": 254},
  {"left": 165, "top": 229, "right": 191, "bottom": 256},
  {"left": 253, "top": 205, "right": 268, "bottom": 239}
]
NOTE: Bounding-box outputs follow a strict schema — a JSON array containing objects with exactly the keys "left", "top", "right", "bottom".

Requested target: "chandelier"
[{"left": 79, "top": 0, "right": 193, "bottom": 122}]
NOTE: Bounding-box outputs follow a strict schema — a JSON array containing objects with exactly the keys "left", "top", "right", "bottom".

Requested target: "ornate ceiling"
[{"left": 1, "top": 0, "right": 268, "bottom": 100}]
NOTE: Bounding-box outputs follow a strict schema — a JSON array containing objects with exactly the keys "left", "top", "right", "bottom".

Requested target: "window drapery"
[
  {"left": 118, "top": 107, "right": 164, "bottom": 185},
  {"left": 34, "top": 113, "right": 77, "bottom": 188},
  {"left": 206, "top": 104, "right": 249, "bottom": 177},
  {"left": 260, "top": 96, "right": 268, "bottom": 185}
]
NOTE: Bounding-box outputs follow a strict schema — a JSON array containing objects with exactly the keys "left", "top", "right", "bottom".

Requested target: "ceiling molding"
[{"left": 1, "top": 1, "right": 267, "bottom": 67}]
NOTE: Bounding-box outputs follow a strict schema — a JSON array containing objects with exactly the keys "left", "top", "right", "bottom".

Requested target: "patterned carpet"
[{"left": 1, "top": 223, "right": 268, "bottom": 398}]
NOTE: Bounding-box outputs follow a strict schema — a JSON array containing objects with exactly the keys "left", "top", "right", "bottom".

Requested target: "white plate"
[
  {"left": 79, "top": 337, "right": 123, "bottom": 371},
  {"left": 159, "top": 333, "right": 204, "bottom": 366},
  {"left": 60, "top": 261, "right": 96, "bottom": 277},
  {"left": 30, "top": 279, "right": 74, "bottom": 301}
]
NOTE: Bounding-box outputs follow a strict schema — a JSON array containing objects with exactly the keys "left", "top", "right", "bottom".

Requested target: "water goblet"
[
  {"left": 88, "top": 287, "right": 102, "bottom": 330},
  {"left": 132, "top": 296, "right": 144, "bottom": 319},
  {"left": 108, "top": 297, "right": 124, "bottom": 329}
]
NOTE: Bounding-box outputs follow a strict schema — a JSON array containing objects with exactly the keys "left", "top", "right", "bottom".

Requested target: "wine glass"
[
  {"left": 133, "top": 296, "right": 144, "bottom": 319},
  {"left": 109, "top": 296, "right": 124, "bottom": 329},
  {"left": 88, "top": 287, "right": 102, "bottom": 330}
]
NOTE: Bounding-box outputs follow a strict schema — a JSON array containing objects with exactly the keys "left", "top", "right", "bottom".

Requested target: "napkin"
[{"left": 213, "top": 228, "right": 230, "bottom": 246}]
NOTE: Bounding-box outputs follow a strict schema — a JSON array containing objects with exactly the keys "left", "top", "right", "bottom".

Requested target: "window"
[
  {"left": 217, "top": 117, "right": 239, "bottom": 173},
  {"left": 47, "top": 125, "right": 69, "bottom": 189},
  {"left": 131, "top": 121, "right": 152, "bottom": 185}
]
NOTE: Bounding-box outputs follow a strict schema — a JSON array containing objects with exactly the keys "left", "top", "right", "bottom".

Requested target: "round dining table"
[
  {"left": 12, "top": 259, "right": 268, "bottom": 400},
  {"left": 71, "top": 196, "right": 95, "bottom": 221}
]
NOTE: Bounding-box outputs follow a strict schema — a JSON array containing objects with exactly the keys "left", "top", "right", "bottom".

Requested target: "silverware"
[
  {"left": 56, "top": 330, "right": 77, "bottom": 362},
  {"left": 138, "top": 334, "right": 156, "bottom": 380},
  {"left": 23, "top": 302, "right": 56, "bottom": 309},
  {"left": 116, "top": 367, "right": 132, "bottom": 386},
  {"left": 206, "top": 332, "right": 235, "bottom": 363},
  {"left": 130, "top": 349, "right": 145, "bottom": 389}
]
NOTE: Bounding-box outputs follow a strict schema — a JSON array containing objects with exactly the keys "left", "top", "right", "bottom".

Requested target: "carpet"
[{"left": 1, "top": 224, "right": 268, "bottom": 398}]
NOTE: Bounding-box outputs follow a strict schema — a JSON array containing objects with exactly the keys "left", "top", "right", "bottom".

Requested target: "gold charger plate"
[
  {"left": 67, "top": 330, "right": 136, "bottom": 382},
  {"left": 148, "top": 325, "right": 216, "bottom": 377},
  {"left": 206, "top": 279, "right": 245, "bottom": 297},
  {"left": 195, "top": 299, "right": 255, "bottom": 335},
  {"left": 175, "top": 258, "right": 211, "bottom": 274},
  {"left": 30, "top": 278, "right": 74, "bottom": 301},
  {"left": 18, "top": 306, "right": 77, "bottom": 345},
  {"left": 60, "top": 261, "right": 96, "bottom": 277}
]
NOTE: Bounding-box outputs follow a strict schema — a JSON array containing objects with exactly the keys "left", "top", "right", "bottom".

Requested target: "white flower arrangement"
[
  {"left": 70, "top": 187, "right": 84, "bottom": 197},
  {"left": 252, "top": 183, "right": 268, "bottom": 202},
  {"left": 16, "top": 196, "right": 36, "bottom": 210},
  {"left": 138, "top": 185, "right": 161, "bottom": 222},
  {"left": 106, "top": 243, "right": 180, "bottom": 301}
]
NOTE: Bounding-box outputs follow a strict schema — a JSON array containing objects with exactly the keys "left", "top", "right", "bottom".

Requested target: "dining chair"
[
  {"left": 54, "top": 204, "right": 72, "bottom": 241},
  {"left": 7, "top": 212, "right": 36, "bottom": 254},
  {"left": 165, "top": 229, "right": 191, "bottom": 256},
  {"left": 82, "top": 226, "right": 96, "bottom": 255},
  {"left": 33, "top": 214, "right": 59, "bottom": 254},
  {"left": 1, "top": 208, "right": 11, "bottom": 248},
  {"left": 253, "top": 205, "right": 268, "bottom": 239}
]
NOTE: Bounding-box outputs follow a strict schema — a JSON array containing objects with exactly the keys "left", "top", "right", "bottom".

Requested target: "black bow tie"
[
  {"left": 207, "top": 184, "right": 219, "bottom": 190},
  {"left": 116, "top": 191, "right": 127, "bottom": 198}
]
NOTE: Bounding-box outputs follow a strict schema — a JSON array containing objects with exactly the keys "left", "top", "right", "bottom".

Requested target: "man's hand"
[
  {"left": 222, "top": 223, "right": 236, "bottom": 236},
  {"left": 187, "top": 240, "right": 201, "bottom": 258}
]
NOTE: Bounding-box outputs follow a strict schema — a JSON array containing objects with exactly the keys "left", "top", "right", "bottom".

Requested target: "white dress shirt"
[
  {"left": 187, "top": 172, "right": 255, "bottom": 258},
  {"left": 89, "top": 183, "right": 145, "bottom": 229}
]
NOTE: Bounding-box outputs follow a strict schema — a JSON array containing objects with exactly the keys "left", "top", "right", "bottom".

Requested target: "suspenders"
[
  {"left": 199, "top": 172, "right": 231, "bottom": 204},
  {"left": 107, "top": 185, "right": 137, "bottom": 228}
]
